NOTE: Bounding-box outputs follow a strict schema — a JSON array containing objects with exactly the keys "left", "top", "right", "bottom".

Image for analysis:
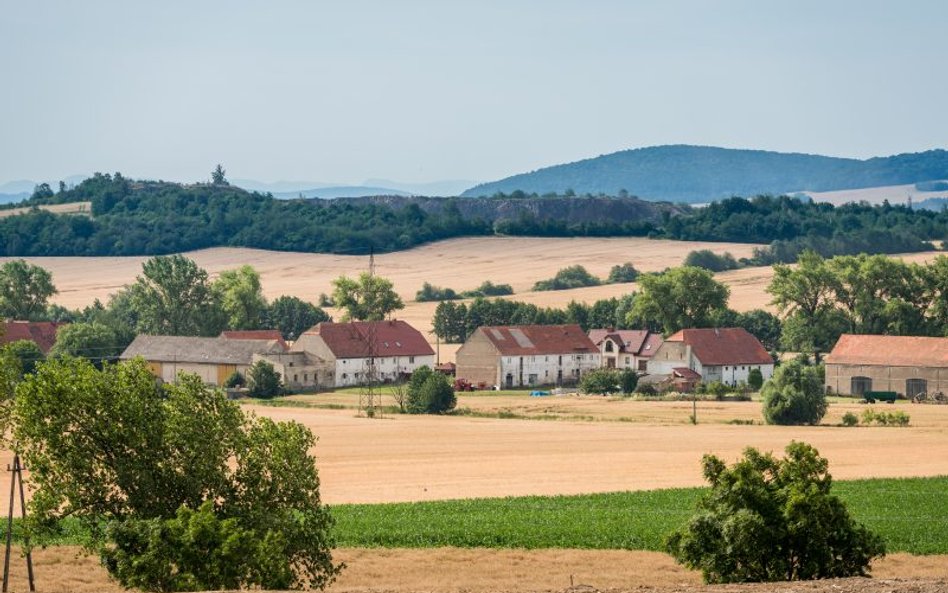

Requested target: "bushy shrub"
[
  {"left": 747, "top": 368, "right": 764, "bottom": 390},
  {"left": 683, "top": 249, "right": 739, "bottom": 272},
  {"left": 415, "top": 282, "right": 460, "bottom": 302},
  {"left": 634, "top": 383, "right": 658, "bottom": 397},
  {"left": 761, "top": 360, "right": 827, "bottom": 425},
  {"left": 224, "top": 370, "right": 245, "bottom": 388},
  {"left": 606, "top": 262, "right": 639, "bottom": 283},
  {"left": 460, "top": 281, "right": 513, "bottom": 297},
  {"left": 248, "top": 360, "right": 284, "bottom": 399},
  {"left": 533, "top": 265, "right": 601, "bottom": 291},
  {"left": 861, "top": 408, "right": 910, "bottom": 427},
  {"left": 407, "top": 366, "right": 456, "bottom": 414},
  {"left": 841, "top": 411, "right": 859, "bottom": 427},
  {"left": 666, "top": 441, "right": 885, "bottom": 583},
  {"left": 580, "top": 368, "right": 621, "bottom": 395}
]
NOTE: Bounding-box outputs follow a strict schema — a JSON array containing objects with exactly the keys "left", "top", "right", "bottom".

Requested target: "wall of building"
[
  {"left": 600, "top": 338, "right": 640, "bottom": 370},
  {"left": 713, "top": 363, "right": 774, "bottom": 386},
  {"left": 825, "top": 363, "right": 948, "bottom": 396},
  {"left": 156, "top": 361, "right": 251, "bottom": 386},
  {"left": 455, "top": 331, "right": 502, "bottom": 387},
  {"left": 647, "top": 342, "right": 690, "bottom": 375},
  {"left": 255, "top": 352, "right": 334, "bottom": 390},
  {"left": 334, "top": 355, "right": 436, "bottom": 387},
  {"left": 498, "top": 352, "right": 601, "bottom": 388}
]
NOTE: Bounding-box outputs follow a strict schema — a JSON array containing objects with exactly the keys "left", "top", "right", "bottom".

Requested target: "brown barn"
[{"left": 825, "top": 334, "right": 948, "bottom": 397}]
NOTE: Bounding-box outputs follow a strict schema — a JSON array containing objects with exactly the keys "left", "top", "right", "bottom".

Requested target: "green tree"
[
  {"left": 580, "top": 368, "right": 621, "bottom": 395},
  {"left": 223, "top": 370, "right": 245, "bottom": 388},
  {"left": 533, "top": 265, "right": 602, "bottom": 291},
  {"left": 432, "top": 301, "right": 468, "bottom": 343},
  {"left": 0, "top": 260, "right": 57, "bottom": 320},
  {"left": 213, "top": 265, "right": 267, "bottom": 330},
  {"left": 761, "top": 359, "right": 827, "bottom": 425},
  {"left": 2, "top": 340, "right": 44, "bottom": 377},
  {"left": 683, "top": 249, "right": 739, "bottom": 272},
  {"left": 606, "top": 262, "right": 639, "bottom": 283},
  {"left": 747, "top": 368, "right": 764, "bottom": 390},
  {"left": 629, "top": 267, "right": 730, "bottom": 334},
  {"left": 768, "top": 250, "right": 842, "bottom": 353},
  {"left": 266, "top": 296, "right": 330, "bottom": 341},
  {"left": 48, "top": 321, "right": 123, "bottom": 361},
  {"left": 211, "top": 164, "right": 228, "bottom": 186},
  {"left": 332, "top": 273, "right": 404, "bottom": 321},
  {"left": 248, "top": 359, "right": 284, "bottom": 399},
  {"left": 406, "top": 366, "right": 455, "bottom": 414},
  {"left": 415, "top": 282, "right": 460, "bottom": 302},
  {"left": 11, "top": 358, "right": 341, "bottom": 591},
  {"left": 666, "top": 442, "right": 884, "bottom": 583},
  {"left": 128, "top": 255, "right": 225, "bottom": 336}
]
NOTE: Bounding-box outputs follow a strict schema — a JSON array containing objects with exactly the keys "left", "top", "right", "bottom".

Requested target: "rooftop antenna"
[{"left": 358, "top": 247, "right": 382, "bottom": 418}]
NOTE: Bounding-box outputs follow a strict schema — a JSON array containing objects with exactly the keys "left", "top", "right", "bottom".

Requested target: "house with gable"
[
  {"left": 456, "top": 324, "right": 600, "bottom": 388},
  {"left": 588, "top": 328, "right": 663, "bottom": 372},
  {"left": 291, "top": 320, "right": 435, "bottom": 387},
  {"left": 647, "top": 327, "right": 773, "bottom": 387}
]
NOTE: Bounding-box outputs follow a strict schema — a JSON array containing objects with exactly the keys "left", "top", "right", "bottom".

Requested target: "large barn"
[{"left": 825, "top": 334, "right": 948, "bottom": 398}]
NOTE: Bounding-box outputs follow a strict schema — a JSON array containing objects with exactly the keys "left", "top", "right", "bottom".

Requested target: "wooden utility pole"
[{"left": 3, "top": 453, "right": 34, "bottom": 592}]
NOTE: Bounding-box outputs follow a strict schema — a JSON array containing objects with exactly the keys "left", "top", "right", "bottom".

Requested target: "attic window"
[
  {"left": 396, "top": 341, "right": 402, "bottom": 347},
  {"left": 645, "top": 344, "right": 651, "bottom": 350},
  {"left": 384, "top": 342, "right": 389, "bottom": 347}
]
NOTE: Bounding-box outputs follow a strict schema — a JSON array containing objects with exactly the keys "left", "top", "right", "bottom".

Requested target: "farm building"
[
  {"left": 0, "top": 320, "right": 66, "bottom": 354},
  {"left": 120, "top": 334, "right": 333, "bottom": 389},
  {"left": 646, "top": 327, "right": 773, "bottom": 387},
  {"left": 588, "top": 328, "right": 663, "bottom": 371},
  {"left": 825, "top": 334, "right": 948, "bottom": 397},
  {"left": 291, "top": 320, "right": 435, "bottom": 387},
  {"left": 455, "top": 324, "right": 600, "bottom": 388}
]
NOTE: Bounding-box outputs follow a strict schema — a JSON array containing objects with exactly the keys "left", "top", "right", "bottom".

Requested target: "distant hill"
[{"left": 461, "top": 145, "right": 948, "bottom": 203}]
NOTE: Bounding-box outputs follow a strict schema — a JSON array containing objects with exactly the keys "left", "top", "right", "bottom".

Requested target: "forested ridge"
[
  {"left": 462, "top": 144, "right": 948, "bottom": 202},
  {"left": 1, "top": 173, "right": 946, "bottom": 261}
]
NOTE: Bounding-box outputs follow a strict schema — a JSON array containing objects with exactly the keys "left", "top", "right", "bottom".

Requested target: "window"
[
  {"left": 409, "top": 356, "right": 415, "bottom": 364},
  {"left": 625, "top": 357, "right": 631, "bottom": 364},
  {"left": 304, "top": 373, "right": 309, "bottom": 382},
  {"left": 342, "top": 373, "right": 348, "bottom": 379},
  {"left": 293, "top": 374, "right": 298, "bottom": 382},
  {"left": 605, "top": 341, "right": 614, "bottom": 353}
]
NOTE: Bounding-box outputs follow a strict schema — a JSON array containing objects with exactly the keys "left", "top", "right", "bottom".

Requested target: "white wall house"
[
  {"left": 647, "top": 328, "right": 774, "bottom": 387},
  {"left": 456, "top": 324, "right": 601, "bottom": 388},
  {"left": 292, "top": 320, "right": 435, "bottom": 388},
  {"left": 588, "top": 329, "right": 663, "bottom": 372}
]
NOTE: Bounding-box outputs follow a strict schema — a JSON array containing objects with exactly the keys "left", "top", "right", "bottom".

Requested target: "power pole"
[
  {"left": 3, "top": 454, "right": 35, "bottom": 592},
  {"left": 358, "top": 248, "right": 382, "bottom": 418}
]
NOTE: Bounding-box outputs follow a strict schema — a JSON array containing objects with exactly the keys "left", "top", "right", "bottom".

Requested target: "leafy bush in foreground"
[{"left": 666, "top": 441, "right": 885, "bottom": 583}]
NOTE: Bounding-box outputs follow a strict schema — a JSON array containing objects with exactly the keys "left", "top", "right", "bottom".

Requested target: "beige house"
[
  {"left": 456, "top": 324, "right": 600, "bottom": 388},
  {"left": 120, "top": 335, "right": 332, "bottom": 390},
  {"left": 588, "top": 329, "right": 663, "bottom": 372},
  {"left": 825, "top": 334, "right": 948, "bottom": 397},
  {"left": 647, "top": 328, "right": 774, "bottom": 387}
]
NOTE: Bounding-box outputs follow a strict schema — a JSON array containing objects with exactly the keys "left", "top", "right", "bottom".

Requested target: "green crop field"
[
  {"left": 331, "top": 476, "right": 948, "bottom": 554},
  {"left": 5, "top": 477, "right": 947, "bottom": 554}
]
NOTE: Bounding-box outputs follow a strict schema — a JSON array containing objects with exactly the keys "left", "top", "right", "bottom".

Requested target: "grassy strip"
[{"left": 5, "top": 477, "right": 947, "bottom": 554}]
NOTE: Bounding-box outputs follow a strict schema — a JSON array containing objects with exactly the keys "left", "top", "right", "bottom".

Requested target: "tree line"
[{"left": 1, "top": 174, "right": 946, "bottom": 261}]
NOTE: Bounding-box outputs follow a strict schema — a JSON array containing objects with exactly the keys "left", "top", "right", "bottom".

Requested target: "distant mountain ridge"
[{"left": 461, "top": 145, "right": 948, "bottom": 203}]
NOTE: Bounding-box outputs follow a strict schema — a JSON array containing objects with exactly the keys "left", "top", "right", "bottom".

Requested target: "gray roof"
[{"left": 120, "top": 335, "right": 284, "bottom": 365}]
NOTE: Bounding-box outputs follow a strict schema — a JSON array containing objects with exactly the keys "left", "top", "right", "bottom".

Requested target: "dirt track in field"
[{"left": 1, "top": 546, "right": 945, "bottom": 593}]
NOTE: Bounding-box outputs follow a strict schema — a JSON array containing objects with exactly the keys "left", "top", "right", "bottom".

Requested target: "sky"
[{"left": 2, "top": 1, "right": 947, "bottom": 187}]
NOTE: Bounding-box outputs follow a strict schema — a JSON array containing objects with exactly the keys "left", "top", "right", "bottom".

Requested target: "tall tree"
[
  {"left": 212, "top": 265, "right": 267, "bottom": 330},
  {"left": 0, "top": 260, "right": 57, "bottom": 320},
  {"left": 628, "top": 266, "right": 730, "bottom": 334},
  {"left": 127, "top": 255, "right": 225, "bottom": 336},
  {"left": 331, "top": 273, "right": 404, "bottom": 321},
  {"left": 49, "top": 321, "right": 124, "bottom": 362},
  {"left": 211, "top": 164, "right": 228, "bottom": 186},
  {"left": 266, "top": 296, "right": 330, "bottom": 340}
]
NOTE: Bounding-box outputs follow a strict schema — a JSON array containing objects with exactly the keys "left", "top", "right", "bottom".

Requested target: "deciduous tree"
[
  {"left": 127, "top": 255, "right": 225, "bottom": 336},
  {"left": 0, "top": 260, "right": 57, "bottom": 320},
  {"left": 213, "top": 265, "right": 267, "bottom": 330},
  {"left": 332, "top": 273, "right": 404, "bottom": 321},
  {"left": 628, "top": 267, "right": 730, "bottom": 334}
]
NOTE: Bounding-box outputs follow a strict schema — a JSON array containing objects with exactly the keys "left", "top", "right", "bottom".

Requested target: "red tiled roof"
[
  {"left": 826, "top": 334, "right": 948, "bottom": 367},
  {"left": 0, "top": 321, "right": 65, "bottom": 354},
  {"left": 588, "top": 329, "right": 664, "bottom": 357},
  {"left": 672, "top": 367, "right": 701, "bottom": 380},
  {"left": 301, "top": 320, "right": 434, "bottom": 359},
  {"left": 639, "top": 332, "right": 664, "bottom": 359},
  {"left": 221, "top": 330, "right": 288, "bottom": 351},
  {"left": 480, "top": 324, "right": 597, "bottom": 356},
  {"left": 665, "top": 328, "right": 771, "bottom": 366}
]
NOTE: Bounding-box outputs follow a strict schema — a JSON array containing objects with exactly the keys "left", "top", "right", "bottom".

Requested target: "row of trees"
[
  {"left": 768, "top": 251, "right": 948, "bottom": 353},
  {"left": 533, "top": 263, "right": 638, "bottom": 291},
  {"left": 415, "top": 280, "right": 513, "bottom": 302}
]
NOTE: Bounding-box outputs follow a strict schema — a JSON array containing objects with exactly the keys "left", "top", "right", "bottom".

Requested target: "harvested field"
[
  {"left": 805, "top": 183, "right": 942, "bottom": 206},
  {"left": 3, "top": 398, "right": 947, "bottom": 505},
  {"left": 1, "top": 546, "right": 944, "bottom": 593},
  {"left": 0, "top": 201, "right": 91, "bottom": 218}
]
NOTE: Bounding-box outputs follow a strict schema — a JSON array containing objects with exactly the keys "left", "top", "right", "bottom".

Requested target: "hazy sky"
[{"left": 3, "top": 1, "right": 947, "bottom": 185}]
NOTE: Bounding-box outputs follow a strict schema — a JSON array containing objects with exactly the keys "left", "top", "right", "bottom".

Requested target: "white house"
[
  {"left": 291, "top": 320, "right": 435, "bottom": 387},
  {"left": 456, "top": 324, "right": 601, "bottom": 388},
  {"left": 646, "top": 327, "right": 774, "bottom": 387},
  {"left": 588, "top": 329, "right": 663, "bottom": 372}
]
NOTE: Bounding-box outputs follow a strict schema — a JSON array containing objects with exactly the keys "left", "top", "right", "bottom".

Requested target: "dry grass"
[
  {"left": 0, "top": 202, "right": 92, "bottom": 219},
  {"left": 2, "top": 546, "right": 945, "bottom": 593}
]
